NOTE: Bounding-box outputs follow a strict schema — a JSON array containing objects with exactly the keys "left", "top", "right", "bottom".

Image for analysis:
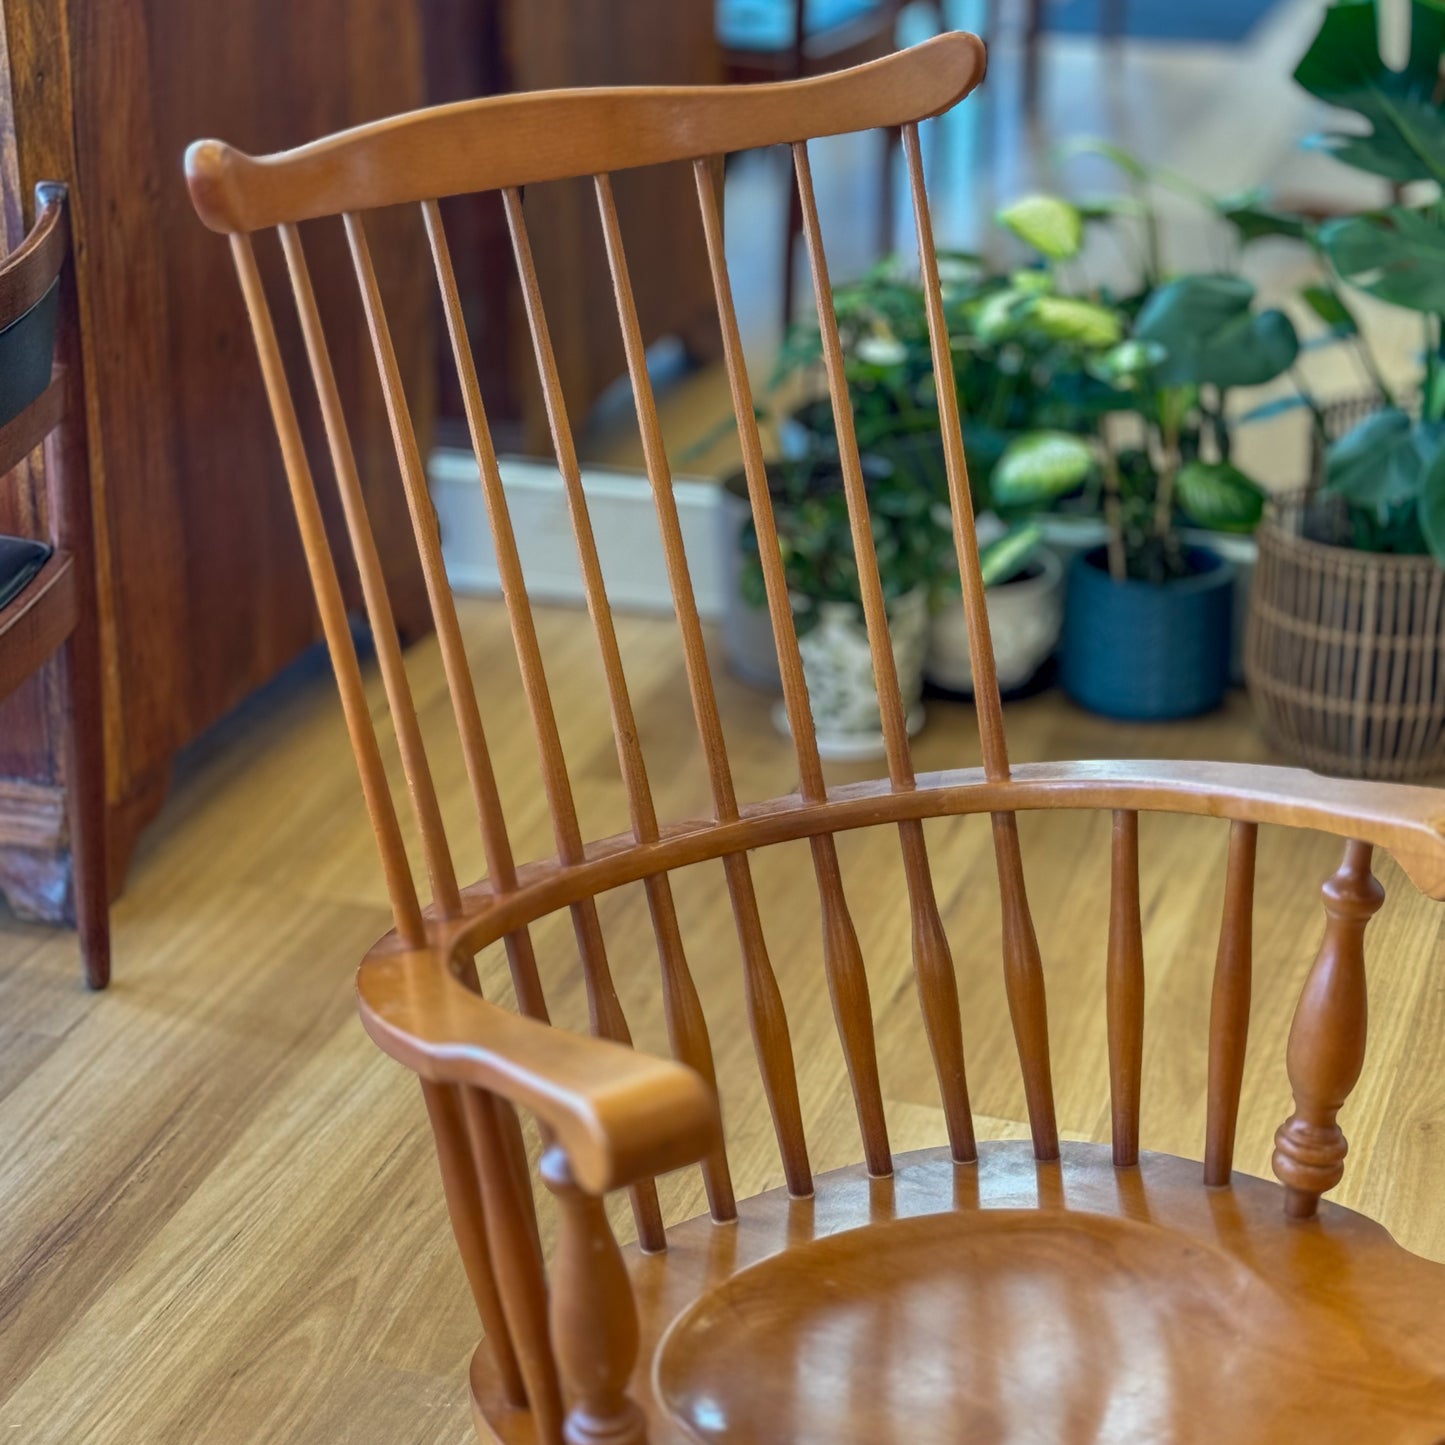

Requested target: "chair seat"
[{"left": 471, "top": 1141, "right": 1445, "bottom": 1444}]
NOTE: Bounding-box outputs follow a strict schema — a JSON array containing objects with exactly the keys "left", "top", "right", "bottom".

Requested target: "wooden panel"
[{"left": 0, "top": 0, "right": 433, "bottom": 923}]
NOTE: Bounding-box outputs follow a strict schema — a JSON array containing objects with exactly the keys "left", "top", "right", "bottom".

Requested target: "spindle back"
[{"left": 185, "top": 35, "right": 1443, "bottom": 1240}]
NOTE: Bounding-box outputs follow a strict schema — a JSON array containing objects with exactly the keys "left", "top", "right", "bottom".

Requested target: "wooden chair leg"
[{"left": 61, "top": 619, "right": 109, "bottom": 990}]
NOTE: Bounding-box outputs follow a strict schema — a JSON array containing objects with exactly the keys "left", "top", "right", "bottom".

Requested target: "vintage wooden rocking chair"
[{"left": 187, "top": 34, "right": 1445, "bottom": 1443}]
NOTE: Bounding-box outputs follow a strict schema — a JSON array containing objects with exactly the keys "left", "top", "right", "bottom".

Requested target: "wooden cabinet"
[{"left": 0, "top": 0, "right": 432, "bottom": 922}]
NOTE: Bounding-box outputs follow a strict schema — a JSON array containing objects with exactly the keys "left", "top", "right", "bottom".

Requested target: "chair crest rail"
[{"left": 184, "top": 31, "right": 985, "bottom": 234}]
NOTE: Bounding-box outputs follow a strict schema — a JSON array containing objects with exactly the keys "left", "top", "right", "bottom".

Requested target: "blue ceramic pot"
[{"left": 1061, "top": 546, "right": 1235, "bottom": 720}]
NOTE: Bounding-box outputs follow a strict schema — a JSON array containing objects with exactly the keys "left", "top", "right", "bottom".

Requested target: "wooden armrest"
[
  {"left": 357, "top": 948, "right": 720, "bottom": 1195},
  {"left": 975, "top": 760, "right": 1445, "bottom": 900}
]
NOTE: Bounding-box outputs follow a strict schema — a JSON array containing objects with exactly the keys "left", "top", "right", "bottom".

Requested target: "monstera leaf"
[
  {"left": 1133, "top": 275, "right": 1299, "bottom": 389},
  {"left": 1294, "top": 0, "right": 1445, "bottom": 184},
  {"left": 1318, "top": 207, "right": 1445, "bottom": 313},
  {"left": 1418, "top": 441, "right": 1445, "bottom": 565},
  {"left": 1174, "top": 460, "right": 1267, "bottom": 534},
  {"left": 1325, "top": 408, "right": 1428, "bottom": 514}
]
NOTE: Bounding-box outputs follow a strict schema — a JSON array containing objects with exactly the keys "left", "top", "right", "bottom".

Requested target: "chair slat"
[
  {"left": 592, "top": 173, "right": 811, "bottom": 1197},
  {"left": 721, "top": 852, "right": 814, "bottom": 1195},
  {"left": 279, "top": 224, "right": 460, "bottom": 918},
  {"left": 1204, "top": 819, "right": 1257, "bottom": 1186},
  {"left": 0, "top": 371, "right": 63, "bottom": 480},
  {"left": 793, "top": 142, "right": 973, "bottom": 1162},
  {"left": 694, "top": 155, "right": 890, "bottom": 1177},
  {"left": 993, "top": 813, "right": 1058, "bottom": 1158},
  {"left": 420, "top": 1080, "right": 523, "bottom": 1406},
  {"left": 1107, "top": 810, "right": 1145, "bottom": 1167},
  {"left": 501, "top": 187, "right": 733, "bottom": 1223},
  {"left": 420, "top": 199, "right": 664, "bottom": 1248},
  {"left": 349, "top": 212, "right": 534, "bottom": 922},
  {"left": 903, "top": 123, "right": 1056, "bottom": 1158},
  {"left": 462, "top": 1088, "right": 566, "bottom": 1444},
  {"left": 228, "top": 234, "right": 425, "bottom": 944}
]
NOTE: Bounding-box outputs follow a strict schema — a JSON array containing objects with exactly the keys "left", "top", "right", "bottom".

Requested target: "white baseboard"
[{"left": 429, "top": 449, "right": 726, "bottom": 619}]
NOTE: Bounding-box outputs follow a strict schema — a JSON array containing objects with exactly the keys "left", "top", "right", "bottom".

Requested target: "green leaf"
[
  {"left": 979, "top": 522, "right": 1045, "bottom": 588},
  {"left": 1174, "top": 460, "right": 1267, "bottom": 533},
  {"left": 1300, "top": 282, "right": 1360, "bottom": 336},
  {"left": 1027, "top": 296, "right": 1124, "bottom": 347},
  {"left": 1324, "top": 407, "right": 1422, "bottom": 512},
  {"left": 1221, "top": 199, "right": 1309, "bottom": 244},
  {"left": 997, "top": 194, "right": 1084, "bottom": 260},
  {"left": 1133, "top": 275, "right": 1299, "bottom": 387},
  {"left": 1293, "top": 0, "right": 1445, "bottom": 184},
  {"left": 992, "top": 432, "right": 1096, "bottom": 505},
  {"left": 1417, "top": 431, "right": 1445, "bottom": 565},
  {"left": 1089, "top": 338, "right": 1166, "bottom": 384},
  {"left": 1318, "top": 207, "right": 1445, "bottom": 313}
]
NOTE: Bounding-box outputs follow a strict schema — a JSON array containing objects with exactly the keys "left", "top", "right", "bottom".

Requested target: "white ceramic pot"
[
  {"left": 772, "top": 589, "right": 929, "bottom": 760},
  {"left": 926, "top": 547, "right": 1064, "bottom": 694}
]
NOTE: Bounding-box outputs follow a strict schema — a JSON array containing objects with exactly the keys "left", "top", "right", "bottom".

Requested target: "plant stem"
[
  {"left": 1099, "top": 422, "right": 1127, "bottom": 583},
  {"left": 1153, "top": 402, "right": 1180, "bottom": 542}
]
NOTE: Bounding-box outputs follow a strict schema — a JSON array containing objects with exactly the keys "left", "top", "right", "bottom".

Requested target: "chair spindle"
[
  {"left": 903, "top": 124, "right": 1058, "bottom": 1159},
  {"left": 1272, "top": 839, "right": 1383, "bottom": 1219},
  {"left": 501, "top": 186, "right": 733, "bottom": 1223},
  {"left": 694, "top": 155, "right": 890, "bottom": 1177},
  {"left": 420, "top": 200, "right": 665, "bottom": 1250},
  {"left": 792, "top": 141, "right": 974, "bottom": 1162},
  {"left": 227, "top": 234, "right": 425, "bottom": 945},
  {"left": 593, "top": 173, "right": 811, "bottom": 1197},
  {"left": 278, "top": 225, "right": 461, "bottom": 920},
  {"left": 540, "top": 1146, "right": 648, "bottom": 1445},
  {"left": 1204, "top": 820, "right": 1257, "bottom": 1185},
  {"left": 419, "top": 1080, "right": 524, "bottom": 1406},
  {"left": 462, "top": 1089, "right": 565, "bottom": 1443},
  {"left": 1106, "top": 810, "right": 1144, "bottom": 1166}
]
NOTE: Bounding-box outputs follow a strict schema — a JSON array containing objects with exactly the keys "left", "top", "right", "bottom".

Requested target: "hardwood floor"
[
  {"left": 2, "top": 595, "right": 1444, "bottom": 1444},
  {"left": 5, "top": 8, "right": 1445, "bottom": 1441}
]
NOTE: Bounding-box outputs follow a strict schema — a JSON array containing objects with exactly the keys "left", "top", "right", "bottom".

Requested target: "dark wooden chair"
[
  {"left": 188, "top": 36, "right": 1445, "bottom": 1442},
  {"left": 0, "top": 184, "right": 107, "bottom": 990}
]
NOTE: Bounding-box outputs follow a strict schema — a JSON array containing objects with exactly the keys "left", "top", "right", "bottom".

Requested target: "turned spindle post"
[
  {"left": 1271, "top": 840, "right": 1384, "bottom": 1220},
  {"left": 540, "top": 1147, "right": 647, "bottom": 1445}
]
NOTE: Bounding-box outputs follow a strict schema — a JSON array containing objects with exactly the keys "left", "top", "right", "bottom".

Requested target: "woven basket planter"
[{"left": 1246, "top": 398, "right": 1445, "bottom": 779}]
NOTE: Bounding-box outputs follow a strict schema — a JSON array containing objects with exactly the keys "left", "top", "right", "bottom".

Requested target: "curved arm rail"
[
  {"left": 357, "top": 759, "right": 1444, "bottom": 1198},
  {"left": 183, "top": 31, "right": 985, "bottom": 232},
  {"left": 359, "top": 948, "right": 721, "bottom": 1196},
  {"left": 430, "top": 761, "right": 1445, "bottom": 959}
]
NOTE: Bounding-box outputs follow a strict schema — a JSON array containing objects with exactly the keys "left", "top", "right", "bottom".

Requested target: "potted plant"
[
  {"left": 737, "top": 449, "right": 952, "bottom": 758},
  {"left": 989, "top": 273, "right": 1291, "bottom": 718},
  {"left": 1244, "top": 0, "right": 1445, "bottom": 778},
  {"left": 925, "top": 520, "right": 1065, "bottom": 695}
]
